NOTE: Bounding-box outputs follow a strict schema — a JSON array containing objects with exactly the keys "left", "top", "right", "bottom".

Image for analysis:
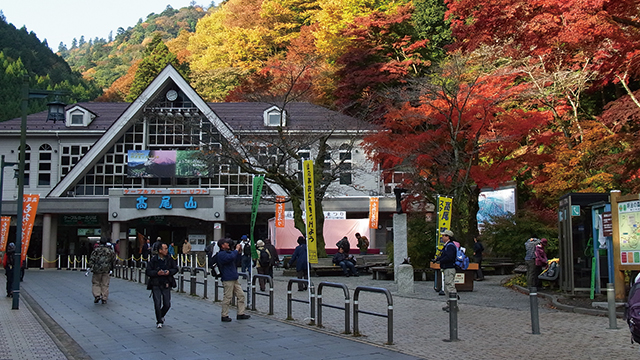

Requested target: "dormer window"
[
  {"left": 65, "top": 106, "right": 96, "bottom": 127},
  {"left": 264, "top": 106, "right": 286, "bottom": 126}
]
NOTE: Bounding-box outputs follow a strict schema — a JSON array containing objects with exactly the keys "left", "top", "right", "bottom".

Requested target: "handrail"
[
  {"left": 286, "top": 279, "right": 315, "bottom": 324},
  {"left": 251, "top": 274, "right": 274, "bottom": 315},
  {"left": 353, "top": 286, "right": 393, "bottom": 345},
  {"left": 316, "top": 281, "right": 350, "bottom": 334}
]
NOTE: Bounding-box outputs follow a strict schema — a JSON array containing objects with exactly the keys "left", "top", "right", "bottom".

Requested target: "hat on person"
[
  {"left": 540, "top": 238, "right": 548, "bottom": 246},
  {"left": 256, "top": 240, "right": 265, "bottom": 247},
  {"left": 442, "top": 230, "right": 454, "bottom": 237},
  {"left": 241, "top": 235, "right": 248, "bottom": 240},
  {"left": 6, "top": 242, "right": 15, "bottom": 252},
  {"left": 297, "top": 236, "right": 305, "bottom": 245}
]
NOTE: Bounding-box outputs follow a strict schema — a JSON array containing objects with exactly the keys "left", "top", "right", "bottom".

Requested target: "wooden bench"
[
  {"left": 355, "top": 254, "right": 389, "bottom": 274},
  {"left": 371, "top": 266, "right": 394, "bottom": 280},
  {"left": 482, "top": 257, "right": 516, "bottom": 275}
]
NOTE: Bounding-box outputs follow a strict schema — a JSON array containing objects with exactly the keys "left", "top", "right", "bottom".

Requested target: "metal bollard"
[
  {"left": 447, "top": 292, "right": 458, "bottom": 341},
  {"left": 607, "top": 283, "right": 618, "bottom": 329},
  {"left": 529, "top": 287, "right": 540, "bottom": 334}
]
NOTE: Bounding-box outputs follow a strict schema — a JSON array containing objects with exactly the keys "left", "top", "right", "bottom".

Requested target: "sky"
[{"left": 1, "top": 1, "right": 211, "bottom": 50}]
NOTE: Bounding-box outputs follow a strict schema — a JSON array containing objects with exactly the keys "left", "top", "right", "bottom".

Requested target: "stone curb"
[{"left": 514, "top": 284, "right": 625, "bottom": 318}]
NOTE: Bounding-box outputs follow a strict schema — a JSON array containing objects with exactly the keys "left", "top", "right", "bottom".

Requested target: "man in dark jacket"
[
  {"left": 332, "top": 247, "right": 358, "bottom": 277},
  {"left": 217, "top": 238, "right": 250, "bottom": 322},
  {"left": 288, "top": 236, "right": 308, "bottom": 291},
  {"left": 146, "top": 243, "right": 178, "bottom": 328},
  {"left": 3, "top": 243, "right": 15, "bottom": 297},
  {"left": 436, "top": 230, "right": 457, "bottom": 312}
]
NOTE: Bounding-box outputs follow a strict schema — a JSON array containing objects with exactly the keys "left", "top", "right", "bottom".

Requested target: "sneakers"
[
  {"left": 236, "top": 314, "right": 251, "bottom": 320},
  {"left": 157, "top": 323, "right": 163, "bottom": 329},
  {"left": 94, "top": 296, "right": 101, "bottom": 303},
  {"left": 101, "top": 299, "right": 107, "bottom": 304},
  {"left": 221, "top": 316, "right": 232, "bottom": 322}
]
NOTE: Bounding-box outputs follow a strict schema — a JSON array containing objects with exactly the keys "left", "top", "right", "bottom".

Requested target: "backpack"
[
  {"left": 209, "top": 252, "right": 220, "bottom": 278},
  {"left": 258, "top": 248, "right": 271, "bottom": 268},
  {"left": 624, "top": 279, "right": 640, "bottom": 344},
  {"left": 450, "top": 243, "right": 469, "bottom": 270}
]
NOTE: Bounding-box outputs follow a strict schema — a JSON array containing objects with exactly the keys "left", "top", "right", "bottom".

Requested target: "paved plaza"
[{"left": 1, "top": 268, "right": 639, "bottom": 359}]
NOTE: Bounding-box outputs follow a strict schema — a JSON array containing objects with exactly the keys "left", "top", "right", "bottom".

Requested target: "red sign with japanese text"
[
  {"left": 20, "top": 194, "right": 40, "bottom": 262},
  {"left": 275, "top": 195, "right": 286, "bottom": 228},
  {"left": 369, "top": 197, "right": 379, "bottom": 229},
  {"left": 0, "top": 216, "right": 10, "bottom": 252}
]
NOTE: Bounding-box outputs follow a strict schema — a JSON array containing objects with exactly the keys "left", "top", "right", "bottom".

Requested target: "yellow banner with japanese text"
[
  {"left": 303, "top": 160, "right": 317, "bottom": 263},
  {"left": 437, "top": 196, "right": 452, "bottom": 248}
]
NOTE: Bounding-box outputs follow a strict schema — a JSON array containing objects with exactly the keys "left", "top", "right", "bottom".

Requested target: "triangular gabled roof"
[{"left": 49, "top": 64, "right": 286, "bottom": 197}]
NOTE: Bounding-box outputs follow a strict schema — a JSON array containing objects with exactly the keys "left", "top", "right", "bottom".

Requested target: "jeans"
[
  {"left": 151, "top": 286, "right": 171, "bottom": 324},
  {"left": 241, "top": 256, "right": 252, "bottom": 275},
  {"left": 338, "top": 260, "right": 357, "bottom": 276},
  {"left": 5, "top": 267, "right": 13, "bottom": 295}
]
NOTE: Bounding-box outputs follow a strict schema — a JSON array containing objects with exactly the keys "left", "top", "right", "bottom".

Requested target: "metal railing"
[
  {"left": 353, "top": 286, "right": 393, "bottom": 344},
  {"left": 317, "top": 281, "right": 350, "bottom": 334},
  {"left": 286, "top": 279, "right": 315, "bottom": 324},
  {"left": 251, "top": 274, "right": 274, "bottom": 315}
]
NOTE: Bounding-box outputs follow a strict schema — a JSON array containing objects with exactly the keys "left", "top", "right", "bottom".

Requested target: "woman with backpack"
[{"left": 255, "top": 240, "right": 271, "bottom": 291}]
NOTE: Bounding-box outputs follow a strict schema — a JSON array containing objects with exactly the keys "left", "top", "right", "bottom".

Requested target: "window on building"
[
  {"left": 38, "top": 144, "right": 53, "bottom": 186},
  {"left": 264, "top": 107, "right": 286, "bottom": 126},
  {"left": 71, "top": 114, "right": 84, "bottom": 125}
]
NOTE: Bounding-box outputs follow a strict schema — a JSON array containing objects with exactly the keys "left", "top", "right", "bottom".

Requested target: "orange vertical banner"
[
  {"left": 369, "top": 197, "right": 379, "bottom": 229},
  {"left": 275, "top": 195, "right": 286, "bottom": 228},
  {"left": 20, "top": 194, "right": 40, "bottom": 263},
  {"left": 0, "top": 216, "right": 10, "bottom": 252}
]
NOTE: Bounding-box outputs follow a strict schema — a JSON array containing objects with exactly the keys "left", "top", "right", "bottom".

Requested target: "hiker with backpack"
[
  {"left": 524, "top": 235, "right": 542, "bottom": 288},
  {"left": 256, "top": 240, "right": 272, "bottom": 291},
  {"left": 435, "top": 229, "right": 458, "bottom": 312}
]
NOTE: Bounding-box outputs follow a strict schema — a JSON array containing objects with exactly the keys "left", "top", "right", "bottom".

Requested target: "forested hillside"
[
  {"left": 0, "top": 12, "right": 101, "bottom": 121},
  {"left": 60, "top": 4, "right": 207, "bottom": 92}
]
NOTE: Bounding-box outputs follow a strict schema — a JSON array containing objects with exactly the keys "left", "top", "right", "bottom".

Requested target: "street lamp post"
[{"left": 12, "top": 76, "right": 65, "bottom": 310}]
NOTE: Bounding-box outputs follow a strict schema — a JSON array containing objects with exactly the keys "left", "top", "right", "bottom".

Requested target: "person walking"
[
  {"left": 524, "top": 235, "right": 541, "bottom": 288},
  {"left": 356, "top": 233, "right": 369, "bottom": 255},
  {"left": 146, "top": 242, "right": 178, "bottom": 328},
  {"left": 332, "top": 247, "right": 358, "bottom": 277},
  {"left": 217, "top": 238, "right": 250, "bottom": 322},
  {"left": 436, "top": 230, "right": 457, "bottom": 312},
  {"left": 168, "top": 242, "right": 176, "bottom": 258},
  {"left": 288, "top": 236, "right": 308, "bottom": 291},
  {"left": 141, "top": 239, "right": 151, "bottom": 261},
  {"left": 256, "top": 240, "right": 271, "bottom": 291},
  {"left": 473, "top": 236, "right": 485, "bottom": 281},
  {"left": 3, "top": 243, "right": 15, "bottom": 297},
  {"left": 534, "top": 238, "right": 548, "bottom": 288},
  {"left": 88, "top": 237, "right": 116, "bottom": 304},
  {"left": 240, "top": 235, "right": 252, "bottom": 275}
]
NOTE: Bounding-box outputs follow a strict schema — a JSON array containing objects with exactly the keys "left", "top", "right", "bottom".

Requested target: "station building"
[{"left": 0, "top": 65, "right": 401, "bottom": 266}]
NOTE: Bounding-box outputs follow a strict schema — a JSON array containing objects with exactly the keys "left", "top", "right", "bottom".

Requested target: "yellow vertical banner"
[
  {"left": 21, "top": 194, "right": 40, "bottom": 263},
  {"left": 0, "top": 216, "right": 10, "bottom": 252},
  {"left": 369, "top": 197, "right": 379, "bottom": 229},
  {"left": 303, "top": 160, "right": 318, "bottom": 263},
  {"left": 437, "top": 196, "right": 453, "bottom": 248},
  {"left": 275, "top": 195, "right": 286, "bottom": 228}
]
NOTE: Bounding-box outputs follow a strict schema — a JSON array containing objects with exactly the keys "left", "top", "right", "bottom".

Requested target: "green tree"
[{"left": 126, "top": 35, "right": 188, "bottom": 101}]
